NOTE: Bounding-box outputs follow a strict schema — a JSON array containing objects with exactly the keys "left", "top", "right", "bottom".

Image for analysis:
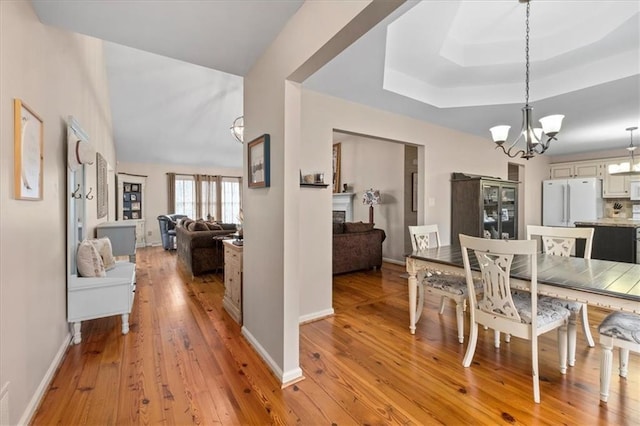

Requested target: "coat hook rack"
[
  {"left": 71, "top": 184, "right": 82, "bottom": 199},
  {"left": 85, "top": 187, "right": 94, "bottom": 200}
]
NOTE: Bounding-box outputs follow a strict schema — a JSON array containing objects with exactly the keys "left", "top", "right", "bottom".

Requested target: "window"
[
  {"left": 175, "top": 175, "right": 195, "bottom": 218},
  {"left": 221, "top": 177, "right": 241, "bottom": 223},
  {"left": 171, "top": 174, "right": 241, "bottom": 222}
]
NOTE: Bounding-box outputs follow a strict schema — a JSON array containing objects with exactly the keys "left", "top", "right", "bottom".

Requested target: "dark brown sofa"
[
  {"left": 332, "top": 222, "right": 386, "bottom": 274},
  {"left": 176, "top": 219, "right": 236, "bottom": 276}
]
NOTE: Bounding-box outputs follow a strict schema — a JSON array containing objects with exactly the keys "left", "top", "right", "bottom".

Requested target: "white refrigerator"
[{"left": 542, "top": 178, "right": 603, "bottom": 227}]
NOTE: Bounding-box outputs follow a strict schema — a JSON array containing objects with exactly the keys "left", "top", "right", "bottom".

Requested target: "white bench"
[{"left": 68, "top": 260, "right": 136, "bottom": 344}]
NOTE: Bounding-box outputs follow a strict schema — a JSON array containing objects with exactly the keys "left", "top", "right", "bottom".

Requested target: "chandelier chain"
[{"left": 525, "top": 0, "right": 530, "bottom": 106}]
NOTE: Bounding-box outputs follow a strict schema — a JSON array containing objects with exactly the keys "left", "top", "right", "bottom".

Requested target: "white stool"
[{"left": 598, "top": 312, "right": 640, "bottom": 403}]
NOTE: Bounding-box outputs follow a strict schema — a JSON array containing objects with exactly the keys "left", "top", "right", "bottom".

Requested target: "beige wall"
[
  {"left": 0, "top": 1, "right": 116, "bottom": 424},
  {"left": 298, "top": 89, "right": 551, "bottom": 321},
  {"left": 333, "top": 134, "right": 406, "bottom": 261},
  {"left": 116, "top": 162, "right": 241, "bottom": 246}
]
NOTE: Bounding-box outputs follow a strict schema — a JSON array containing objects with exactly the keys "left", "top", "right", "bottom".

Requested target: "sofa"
[
  {"left": 176, "top": 219, "right": 237, "bottom": 276},
  {"left": 157, "top": 214, "right": 188, "bottom": 250},
  {"left": 333, "top": 221, "right": 386, "bottom": 274}
]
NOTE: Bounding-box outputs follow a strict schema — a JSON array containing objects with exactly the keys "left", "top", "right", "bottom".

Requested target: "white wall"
[
  {"left": 334, "top": 134, "right": 406, "bottom": 261},
  {"left": 116, "top": 162, "right": 241, "bottom": 246},
  {"left": 0, "top": 2, "right": 116, "bottom": 424},
  {"left": 298, "top": 89, "right": 550, "bottom": 322}
]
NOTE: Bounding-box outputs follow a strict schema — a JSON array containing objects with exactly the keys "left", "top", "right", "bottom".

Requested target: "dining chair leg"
[
  {"left": 619, "top": 348, "right": 629, "bottom": 378},
  {"left": 558, "top": 325, "right": 568, "bottom": 374},
  {"left": 532, "top": 337, "right": 540, "bottom": 404},
  {"left": 455, "top": 301, "right": 464, "bottom": 343},
  {"left": 438, "top": 296, "right": 446, "bottom": 315},
  {"left": 581, "top": 304, "right": 595, "bottom": 347},
  {"left": 462, "top": 321, "right": 478, "bottom": 367},
  {"left": 567, "top": 314, "right": 578, "bottom": 367},
  {"left": 600, "top": 342, "right": 614, "bottom": 403}
]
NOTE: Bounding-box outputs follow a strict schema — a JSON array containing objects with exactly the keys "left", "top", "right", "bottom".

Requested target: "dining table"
[{"left": 406, "top": 244, "right": 640, "bottom": 334}]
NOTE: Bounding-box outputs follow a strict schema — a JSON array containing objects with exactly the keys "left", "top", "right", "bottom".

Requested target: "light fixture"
[
  {"left": 609, "top": 126, "right": 640, "bottom": 176},
  {"left": 230, "top": 116, "right": 244, "bottom": 143},
  {"left": 489, "top": 0, "right": 564, "bottom": 160},
  {"left": 362, "top": 189, "right": 381, "bottom": 224}
]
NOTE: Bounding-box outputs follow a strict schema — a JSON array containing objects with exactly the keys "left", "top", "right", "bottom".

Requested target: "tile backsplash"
[{"left": 604, "top": 199, "right": 634, "bottom": 218}]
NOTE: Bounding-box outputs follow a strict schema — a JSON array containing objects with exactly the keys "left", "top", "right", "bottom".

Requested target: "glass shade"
[
  {"left": 490, "top": 125, "right": 510, "bottom": 143},
  {"left": 230, "top": 116, "right": 244, "bottom": 143},
  {"left": 539, "top": 115, "right": 564, "bottom": 136},
  {"left": 533, "top": 128, "right": 543, "bottom": 142}
]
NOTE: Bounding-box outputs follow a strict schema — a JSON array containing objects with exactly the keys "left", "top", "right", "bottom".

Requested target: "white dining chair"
[
  {"left": 526, "top": 225, "right": 595, "bottom": 367},
  {"left": 459, "top": 234, "right": 570, "bottom": 403},
  {"left": 408, "top": 225, "right": 475, "bottom": 343},
  {"left": 598, "top": 311, "right": 640, "bottom": 403}
]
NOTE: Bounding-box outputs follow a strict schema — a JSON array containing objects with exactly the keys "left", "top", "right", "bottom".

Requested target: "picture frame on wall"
[
  {"left": 332, "top": 143, "right": 341, "bottom": 193},
  {"left": 248, "top": 134, "right": 270, "bottom": 188},
  {"left": 411, "top": 172, "right": 418, "bottom": 212},
  {"left": 96, "top": 152, "right": 108, "bottom": 219},
  {"left": 14, "top": 99, "right": 44, "bottom": 200}
]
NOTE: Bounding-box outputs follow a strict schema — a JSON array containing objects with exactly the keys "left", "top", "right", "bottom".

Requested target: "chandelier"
[
  {"left": 609, "top": 127, "right": 640, "bottom": 176},
  {"left": 489, "top": 0, "right": 564, "bottom": 160},
  {"left": 230, "top": 116, "right": 244, "bottom": 143}
]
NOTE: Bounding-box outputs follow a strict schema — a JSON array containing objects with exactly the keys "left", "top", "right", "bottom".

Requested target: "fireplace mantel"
[{"left": 332, "top": 192, "right": 356, "bottom": 222}]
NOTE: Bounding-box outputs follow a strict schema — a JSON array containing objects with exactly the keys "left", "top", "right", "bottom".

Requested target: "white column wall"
[{"left": 243, "top": 0, "right": 402, "bottom": 383}]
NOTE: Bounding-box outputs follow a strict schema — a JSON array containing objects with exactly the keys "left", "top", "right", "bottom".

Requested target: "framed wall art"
[
  {"left": 248, "top": 134, "right": 270, "bottom": 188},
  {"left": 14, "top": 99, "right": 44, "bottom": 200},
  {"left": 411, "top": 172, "right": 418, "bottom": 212},
  {"left": 332, "top": 143, "right": 341, "bottom": 193},
  {"left": 96, "top": 152, "right": 108, "bottom": 218}
]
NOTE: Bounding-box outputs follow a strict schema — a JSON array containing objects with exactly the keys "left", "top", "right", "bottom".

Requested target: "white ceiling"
[{"left": 32, "top": 0, "right": 640, "bottom": 165}]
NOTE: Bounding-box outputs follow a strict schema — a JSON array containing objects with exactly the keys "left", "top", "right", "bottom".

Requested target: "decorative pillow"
[
  {"left": 76, "top": 239, "right": 106, "bottom": 277},
  {"left": 89, "top": 237, "right": 116, "bottom": 270},
  {"left": 333, "top": 222, "right": 344, "bottom": 234},
  {"left": 344, "top": 222, "right": 374, "bottom": 233},
  {"left": 181, "top": 219, "right": 194, "bottom": 229},
  {"left": 206, "top": 222, "right": 223, "bottom": 230}
]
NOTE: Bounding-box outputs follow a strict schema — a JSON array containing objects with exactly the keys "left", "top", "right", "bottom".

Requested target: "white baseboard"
[
  {"left": 383, "top": 257, "right": 405, "bottom": 266},
  {"left": 299, "top": 308, "right": 334, "bottom": 324},
  {"left": 18, "top": 332, "right": 72, "bottom": 425},
  {"left": 241, "top": 327, "right": 303, "bottom": 386}
]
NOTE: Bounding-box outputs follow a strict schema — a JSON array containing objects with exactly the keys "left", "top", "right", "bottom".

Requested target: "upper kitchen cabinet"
[
  {"left": 603, "top": 159, "right": 630, "bottom": 198},
  {"left": 549, "top": 160, "right": 603, "bottom": 179}
]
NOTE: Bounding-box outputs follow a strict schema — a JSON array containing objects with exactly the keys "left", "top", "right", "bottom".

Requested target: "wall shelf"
[{"left": 300, "top": 183, "right": 329, "bottom": 188}]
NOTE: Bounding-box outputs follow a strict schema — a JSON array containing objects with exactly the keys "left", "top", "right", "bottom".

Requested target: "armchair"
[{"left": 157, "top": 214, "right": 188, "bottom": 250}]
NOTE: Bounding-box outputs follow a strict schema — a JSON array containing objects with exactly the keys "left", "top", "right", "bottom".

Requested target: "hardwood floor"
[{"left": 33, "top": 247, "right": 639, "bottom": 425}]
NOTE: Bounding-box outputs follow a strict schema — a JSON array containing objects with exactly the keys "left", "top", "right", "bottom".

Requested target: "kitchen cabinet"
[
  {"left": 451, "top": 174, "right": 519, "bottom": 242},
  {"left": 575, "top": 223, "right": 637, "bottom": 263},
  {"left": 603, "top": 160, "right": 631, "bottom": 198},
  {"left": 549, "top": 160, "right": 602, "bottom": 179}
]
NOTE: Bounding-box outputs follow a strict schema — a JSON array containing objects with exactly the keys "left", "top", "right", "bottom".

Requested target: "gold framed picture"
[
  {"left": 332, "top": 143, "right": 341, "bottom": 193},
  {"left": 14, "top": 99, "right": 43, "bottom": 200}
]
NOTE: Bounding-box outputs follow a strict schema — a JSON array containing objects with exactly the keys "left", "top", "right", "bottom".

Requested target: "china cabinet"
[
  {"left": 117, "top": 173, "right": 146, "bottom": 247},
  {"left": 451, "top": 174, "right": 519, "bottom": 242}
]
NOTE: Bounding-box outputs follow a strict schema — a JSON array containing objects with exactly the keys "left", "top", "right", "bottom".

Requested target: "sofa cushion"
[
  {"left": 188, "top": 221, "right": 209, "bottom": 232},
  {"left": 206, "top": 222, "right": 223, "bottom": 230},
  {"left": 344, "top": 221, "right": 374, "bottom": 233},
  {"left": 216, "top": 222, "right": 237, "bottom": 231},
  {"left": 77, "top": 239, "right": 106, "bottom": 277}
]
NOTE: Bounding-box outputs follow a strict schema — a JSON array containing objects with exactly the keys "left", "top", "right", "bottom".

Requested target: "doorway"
[{"left": 508, "top": 162, "right": 525, "bottom": 239}]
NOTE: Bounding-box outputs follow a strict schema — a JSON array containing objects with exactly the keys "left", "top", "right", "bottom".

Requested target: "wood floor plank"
[{"left": 31, "top": 247, "right": 639, "bottom": 425}]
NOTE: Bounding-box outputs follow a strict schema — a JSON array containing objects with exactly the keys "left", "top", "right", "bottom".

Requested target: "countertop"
[{"left": 574, "top": 218, "right": 640, "bottom": 228}]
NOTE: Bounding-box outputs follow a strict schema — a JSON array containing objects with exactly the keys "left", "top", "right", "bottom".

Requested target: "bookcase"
[{"left": 116, "top": 173, "right": 147, "bottom": 247}]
